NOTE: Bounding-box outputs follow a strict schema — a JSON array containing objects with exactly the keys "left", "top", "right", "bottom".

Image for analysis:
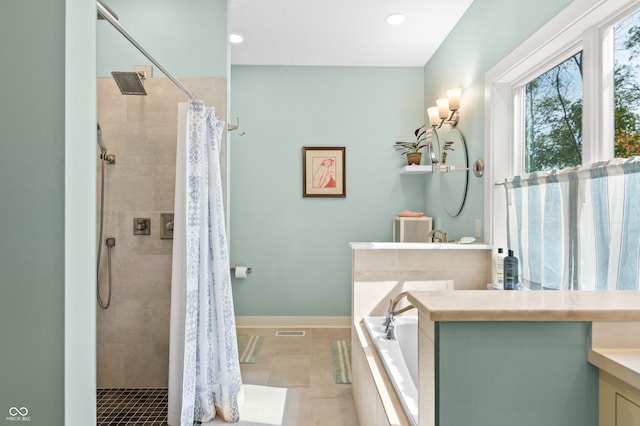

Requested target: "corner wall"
[{"left": 422, "top": 0, "right": 573, "bottom": 240}]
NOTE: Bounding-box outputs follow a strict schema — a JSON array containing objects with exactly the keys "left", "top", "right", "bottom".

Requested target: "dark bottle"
[{"left": 503, "top": 249, "right": 519, "bottom": 290}]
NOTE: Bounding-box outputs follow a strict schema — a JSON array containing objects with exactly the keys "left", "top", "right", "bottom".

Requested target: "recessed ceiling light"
[
  {"left": 385, "top": 13, "right": 406, "bottom": 25},
  {"left": 230, "top": 34, "right": 244, "bottom": 44}
]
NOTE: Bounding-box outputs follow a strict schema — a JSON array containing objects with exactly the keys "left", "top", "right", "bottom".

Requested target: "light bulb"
[
  {"left": 436, "top": 98, "right": 449, "bottom": 119},
  {"left": 447, "top": 88, "right": 461, "bottom": 110},
  {"left": 427, "top": 107, "right": 440, "bottom": 127}
]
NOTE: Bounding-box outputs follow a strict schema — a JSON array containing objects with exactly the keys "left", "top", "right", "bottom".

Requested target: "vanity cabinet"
[{"left": 599, "top": 371, "right": 640, "bottom": 426}]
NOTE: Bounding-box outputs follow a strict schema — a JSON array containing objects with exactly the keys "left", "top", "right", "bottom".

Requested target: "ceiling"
[{"left": 229, "top": 0, "right": 475, "bottom": 67}]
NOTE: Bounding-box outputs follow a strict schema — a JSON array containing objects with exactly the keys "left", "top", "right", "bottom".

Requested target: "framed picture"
[{"left": 302, "top": 146, "right": 346, "bottom": 198}]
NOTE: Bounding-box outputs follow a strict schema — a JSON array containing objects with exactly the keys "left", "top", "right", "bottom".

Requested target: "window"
[
  {"left": 485, "top": 0, "right": 640, "bottom": 247},
  {"left": 614, "top": 9, "right": 640, "bottom": 157},
  {"left": 524, "top": 52, "right": 584, "bottom": 172}
]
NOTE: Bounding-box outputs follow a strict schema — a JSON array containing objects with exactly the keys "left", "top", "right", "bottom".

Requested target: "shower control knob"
[
  {"left": 165, "top": 220, "right": 174, "bottom": 232},
  {"left": 133, "top": 218, "right": 151, "bottom": 235}
]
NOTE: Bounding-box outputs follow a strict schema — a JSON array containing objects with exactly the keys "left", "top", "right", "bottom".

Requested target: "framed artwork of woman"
[{"left": 302, "top": 147, "right": 346, "bottom": 198}]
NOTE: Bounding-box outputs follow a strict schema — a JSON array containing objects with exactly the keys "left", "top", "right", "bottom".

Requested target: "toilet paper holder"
[{"left": 230, "top": 267, "right": 252, "bottom": 274}]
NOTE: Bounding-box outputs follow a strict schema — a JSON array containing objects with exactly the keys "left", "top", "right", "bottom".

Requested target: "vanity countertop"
[
  {"left": 350, "top": 242, "right": 493, "bottom": 250},
  {"left": 407, "top": 290, "right": 640, "bottom": 322},
  {"left": 589, "top": 348, "right": 640, "bottom": 390}
]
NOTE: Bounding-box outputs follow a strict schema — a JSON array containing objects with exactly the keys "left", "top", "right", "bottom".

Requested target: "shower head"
[
  {"left": 111, "top": 71, "right": 147, "bottom": 96},
  {"left": 97, "top": 123, "right": 107, "bottom": 154}
]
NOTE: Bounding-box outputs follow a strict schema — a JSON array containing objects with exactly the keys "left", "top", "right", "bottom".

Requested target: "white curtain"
[
  {"left": 504, "top": 157, "right": 640, "bottom": 291},
  {"left": 168, "top": 100, "right": 242, "bottom": 425}
]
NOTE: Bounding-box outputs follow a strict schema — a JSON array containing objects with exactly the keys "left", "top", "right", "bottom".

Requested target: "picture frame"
[{"left": 302, "top": 146, "right": 346, "bottom": 198}]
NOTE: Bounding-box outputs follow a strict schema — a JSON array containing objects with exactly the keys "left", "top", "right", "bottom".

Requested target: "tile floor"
[
  {"left": 97, "top": 388, "right": 168, "bottom": 425},
  {"left": 97, "top": 327, "right": 359, "bottom": 426},
  {"left": 207, "top": 327, "right": 359, "bottom": 426}
]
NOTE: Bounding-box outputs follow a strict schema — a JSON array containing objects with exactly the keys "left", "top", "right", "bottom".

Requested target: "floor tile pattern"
[
  {"left": 97, "top": 388, "right": 168, "bottom": 426},
  {"left": 97, "top": 327, "right": 359, "bottom": 426}
]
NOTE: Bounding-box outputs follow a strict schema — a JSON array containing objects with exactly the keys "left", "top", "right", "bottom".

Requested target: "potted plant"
[
  {"left": 394, "top": 125, "right": 428, "bottom": 165},
  {"left": 441, "top": 140, "right": 455, "bottom": 165}
]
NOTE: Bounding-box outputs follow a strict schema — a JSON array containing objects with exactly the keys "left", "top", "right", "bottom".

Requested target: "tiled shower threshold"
[{"left": 97, "top": 388, "right": 168, "bottom": 426}]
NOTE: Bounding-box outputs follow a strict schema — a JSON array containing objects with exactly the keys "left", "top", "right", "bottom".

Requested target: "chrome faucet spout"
[
  {"left": 428, "top": 228, "right": 448, "bottom": 242},
  {"left": 384, "top": 291, "right": 415, "bottom": 339},
  {"left": 389, "top": 291, "right": 409, "bottom": 312},
  {"left": 394, "top": 304, "right": 415, "bottom": 316}
]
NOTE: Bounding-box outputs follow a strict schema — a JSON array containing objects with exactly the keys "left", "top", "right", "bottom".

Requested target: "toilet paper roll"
[{"left": 234, "top": 266, "right": 248, "bottom": 279}]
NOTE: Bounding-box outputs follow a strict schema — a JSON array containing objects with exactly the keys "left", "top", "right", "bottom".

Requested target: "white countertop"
[
  {"left": 406, "top": 290, "right": 640, "bottom": 322},
  {"left": 350, "top": 242, "right": 493, "bottom": 250},
  {"left": 589, "top": 348, "right": 640, "bottom": 390}
]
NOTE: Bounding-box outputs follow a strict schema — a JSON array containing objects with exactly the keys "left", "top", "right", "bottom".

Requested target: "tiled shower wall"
[{"left": 96, "top": 76, "right": 226, "bottom": 387}]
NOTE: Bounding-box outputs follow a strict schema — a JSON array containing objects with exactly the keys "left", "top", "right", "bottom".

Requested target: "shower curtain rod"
[{"left": 96, "top": 0, "right": 196, "bottom": 100}]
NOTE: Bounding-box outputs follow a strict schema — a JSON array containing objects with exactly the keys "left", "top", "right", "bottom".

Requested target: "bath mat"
[
  {"left": 330, "top": 340, "right": 352, "bottom": 384},
  {"left": 237, "top": 335, "right": 264, "bottom": 364}
]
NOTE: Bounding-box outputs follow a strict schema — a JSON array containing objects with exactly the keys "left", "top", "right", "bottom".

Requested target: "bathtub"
[{"left": 363, "top": 316, "right": 418, "bottom": 426}]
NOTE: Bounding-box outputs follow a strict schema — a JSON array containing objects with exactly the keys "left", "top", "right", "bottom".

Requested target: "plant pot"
[{"left": 406, "top": 152, "right": 422, "bottom": 165}]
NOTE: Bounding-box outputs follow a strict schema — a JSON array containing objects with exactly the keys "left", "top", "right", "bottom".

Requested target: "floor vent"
[{"left": 275, "top": 330, "right": 305, "bottom": 337}]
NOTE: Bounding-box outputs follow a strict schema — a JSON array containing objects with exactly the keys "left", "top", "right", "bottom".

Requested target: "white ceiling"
[{"left": 229, "top": 0, "right": 475, "bottom": 67}]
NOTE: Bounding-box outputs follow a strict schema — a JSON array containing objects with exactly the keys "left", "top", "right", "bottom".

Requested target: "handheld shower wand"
[{"left": 97, "top": 123, "right": 115, "bottom": 163}]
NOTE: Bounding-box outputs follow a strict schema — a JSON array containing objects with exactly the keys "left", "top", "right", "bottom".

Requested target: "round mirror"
[
  {"left": 440, "top": 128, "right": 468, "bottom": 217},
  {"left": 427, "top": 127, "right": 440, "bottom": 165}
]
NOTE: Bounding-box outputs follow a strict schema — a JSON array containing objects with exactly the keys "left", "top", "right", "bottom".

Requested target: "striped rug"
[
  {"left": 330, "top": 340, "right": 352, "bottom": 384},
  {"left": 237, "top": 335, "right": 264, "bottom": 364}
]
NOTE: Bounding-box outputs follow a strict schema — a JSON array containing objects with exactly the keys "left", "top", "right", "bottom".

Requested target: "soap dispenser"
[{"left": 503, "top": 249, "right": 519, "bottom": 290}]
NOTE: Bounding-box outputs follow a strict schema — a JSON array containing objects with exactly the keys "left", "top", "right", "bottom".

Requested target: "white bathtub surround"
[
  {"left": 350, "top": 242, "right": 491, "bottom": 425},
  {"left": 364, "top": 317, "right": 419, "bottom": 426},
  {"left": 352, "top": 279, "right": 451, "bottom": 426},
  {"left": 351, "top": 242, "right": 493, "bottom": 296}
]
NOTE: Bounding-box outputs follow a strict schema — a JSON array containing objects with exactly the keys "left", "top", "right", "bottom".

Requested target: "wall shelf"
[
  {"left": 400, "top": 160, "right": 484, "bottom": 177},
  {"left": 400, "top": 165, "right": 434, "bottom": 174}
]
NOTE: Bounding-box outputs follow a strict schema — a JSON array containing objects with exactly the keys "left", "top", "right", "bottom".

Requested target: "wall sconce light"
[{"left": 427, "top": 88, "right": 461, "bottom": 128}]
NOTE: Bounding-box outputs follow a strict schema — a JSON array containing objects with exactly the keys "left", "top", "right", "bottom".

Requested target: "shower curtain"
[
  {"left": 168, "top": 100, "right": 242, "bottom": 425},
  {"left": 504, "top": 156, "right": 640, "bottom": 291}
]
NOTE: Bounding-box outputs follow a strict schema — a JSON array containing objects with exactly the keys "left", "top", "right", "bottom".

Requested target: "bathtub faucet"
[
  {"left": 384, "top": 291, "right": 415, "bottom": 340},
  {"left": 428, "top": 228, "right": 448, "bottom": 242}
]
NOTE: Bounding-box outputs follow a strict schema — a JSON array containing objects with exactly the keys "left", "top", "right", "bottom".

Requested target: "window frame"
[{"left": 484, "top": 0, "right": 640, "bottom": 248}]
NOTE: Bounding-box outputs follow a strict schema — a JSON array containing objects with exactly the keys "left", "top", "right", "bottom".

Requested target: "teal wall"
[
  {"left": 437, "top": 321, "right": 598, "bottom": 425},
  {"left": 423, "top": 0, "right": 572, "bottom": 240},
  {"left": 228, "top": 0, "right": 575, "bottom": 316},
  {"left": 97, "top": 0, "right": 228, "bottom": 78},
  {"left": 229, "top": 66, "right": 425, "bottom": 316},
  {"left": 0, "top": 1, "right": 66, "bottom": 424}
]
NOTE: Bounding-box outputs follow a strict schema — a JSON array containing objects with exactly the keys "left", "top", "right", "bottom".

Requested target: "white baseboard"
[{"left": 235, "top": 316, "right": 351, "bottom": 328}]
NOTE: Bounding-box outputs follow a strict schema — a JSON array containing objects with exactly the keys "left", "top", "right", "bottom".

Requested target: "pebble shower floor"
[{"left": 97, "top": 388, "right": 168, "bottom": 425}]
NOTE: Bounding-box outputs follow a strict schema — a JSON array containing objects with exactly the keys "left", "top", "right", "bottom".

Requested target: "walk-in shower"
[{"left": 96, "top": 0, "right": 201, "bottom": 423}]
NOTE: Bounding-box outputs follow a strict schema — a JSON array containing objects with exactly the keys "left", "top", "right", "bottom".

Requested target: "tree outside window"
[
  {"left": 524, "top": 52, "right": 583, "bottom": 173},
  {"left": 614, "top": 9, "right": 640, "bottom": 158},
  {"left": 522, "top": 10, "right": 640, "bottom": 174}
]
